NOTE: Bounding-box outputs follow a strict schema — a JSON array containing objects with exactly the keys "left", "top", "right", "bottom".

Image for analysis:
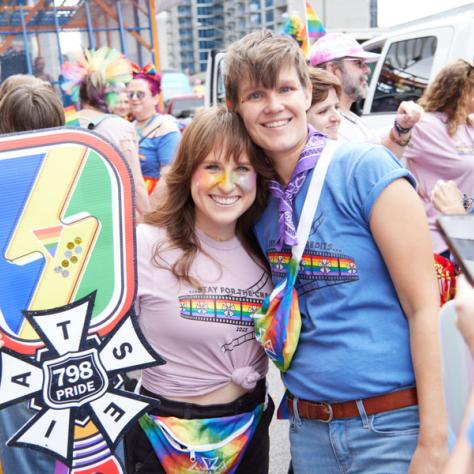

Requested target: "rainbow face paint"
[{"left": 191, "top": 154, "right": 257, "bottom": 240}]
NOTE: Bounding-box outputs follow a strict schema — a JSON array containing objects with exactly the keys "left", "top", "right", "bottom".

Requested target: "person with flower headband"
[
  {"left": 61, "top": 48, "right": 150, "bottom": 223},
  {"left": 128, "top": 63, "right": 181, "bottom": 195}
]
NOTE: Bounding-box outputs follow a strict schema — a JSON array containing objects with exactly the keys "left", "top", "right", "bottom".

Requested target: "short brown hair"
[
  {"left": 0, "top": 74, "right": 46, "bottom": 102},
  {"left": 224, "top": 30, "right": 310, "bottom": 110},
  {"left": 146, "top": 106, "right": 271, "bottom": 285},
  {"left": 308, "top": 67, "right": 342, "bottom": 107},
  {"left": 418, "top": 59, "right": 473, "bottom": 136},
  {"left": 0, "top": 83, "right": 65, "bottom": 133}
]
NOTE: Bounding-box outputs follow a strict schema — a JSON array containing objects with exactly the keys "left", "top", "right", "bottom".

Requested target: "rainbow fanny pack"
[{"left": 139, "top": 403, "right": 264, "bottom": 474}]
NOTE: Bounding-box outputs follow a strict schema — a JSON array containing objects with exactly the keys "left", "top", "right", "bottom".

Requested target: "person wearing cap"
[{"left": 309, "top": 32, "right": 423, "bottom": 159}]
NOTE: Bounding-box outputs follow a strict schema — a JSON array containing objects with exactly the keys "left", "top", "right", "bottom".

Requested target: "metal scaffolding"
[{"left": 0, "top": 0, "right": 160, "bottom": 81}]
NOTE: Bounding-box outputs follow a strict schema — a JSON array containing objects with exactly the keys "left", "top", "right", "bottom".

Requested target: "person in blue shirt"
[
  {"left": 128, "top": 64, "right": 181, "bottom": 196},
  {"left": 224, "top": 30, "right": 448, "bottom": 473}
]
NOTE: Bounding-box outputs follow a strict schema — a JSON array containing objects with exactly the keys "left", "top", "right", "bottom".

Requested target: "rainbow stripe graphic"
[
  {"left": 33, "top": 224, "right": 63, "bottom": 258},
  {"left": 269, "top": 250, "right": 359, "bottom": 282},
  {"left": 63, "top": 105, "right": 80, "bottom": 127},
  {"left": 139, "top": 404, "right": 263, "bottom": 474},
  {"left": 179, "top": 295, "right": 261, "bottom": 326},
  {"left": 306, "top": 2, "right": 326, "bottom": 39}
]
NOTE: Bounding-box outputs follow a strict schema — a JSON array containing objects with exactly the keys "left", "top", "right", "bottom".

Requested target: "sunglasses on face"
[
  {"left": 343, "top": 58, "right": 369, "bottom": 69},
  {"left": 127, "top": 90, "right": 146, "bottom": 100}
]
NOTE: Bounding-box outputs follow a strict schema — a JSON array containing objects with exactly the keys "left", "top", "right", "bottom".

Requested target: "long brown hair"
[
  {"left": 145, "top": 106, "right": 272, "bottom": 285},
  {"left": 418, "top": 59, "right": 474, "bottom": 137}
]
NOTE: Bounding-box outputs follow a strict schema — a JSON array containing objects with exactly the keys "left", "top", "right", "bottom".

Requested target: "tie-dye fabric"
[
  {"left": 139, "top": 403, "right": 263, "bottom": 474},
  {"left": 253, "top": 258, "right": 301, "bottom": 372}
]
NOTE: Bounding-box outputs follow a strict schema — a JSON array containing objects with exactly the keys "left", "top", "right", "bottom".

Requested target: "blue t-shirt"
[
  {"left": 255, "top": 141, "right": 417, "bottom": 402},
  {"left": 139, "top": 131, "right": 180, "bottom": 179}
]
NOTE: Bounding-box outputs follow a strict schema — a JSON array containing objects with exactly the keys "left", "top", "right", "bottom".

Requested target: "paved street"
[{"left": 267, "top": 363, "right": 291, "bottom": 474}]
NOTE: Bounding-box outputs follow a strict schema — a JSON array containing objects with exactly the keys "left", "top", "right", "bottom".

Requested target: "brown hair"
[
  {"left": 0, "top": 83, "right": 65, "bottom": 133},
  {"left": 224, "top": 30, "right": 310, "bottom": 110},
  {"left": 308, "top": 67, "right": 342, "bottom": 106},
  {"left": 418, "top": 59, "right": 474, "bottom": 137},
  {"left": 0, "top": 74, "right": 46, "bottom": 102},
  {"left": 145, "top": 106, "right": 272, "bottom": 285}
]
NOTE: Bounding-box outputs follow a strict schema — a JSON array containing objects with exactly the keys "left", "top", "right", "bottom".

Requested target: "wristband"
[
  {"left": 463, "top": 194, "right": 474, "bottom": 211},
  {"left": 393, "top": 120, "right": 412, "bottom": 135},
  {"left": 389, "top": 127, "right": 410, "bottom": 147}
]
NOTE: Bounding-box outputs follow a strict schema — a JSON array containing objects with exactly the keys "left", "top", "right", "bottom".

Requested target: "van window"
[{"left": 371, "top": 36, "right": 437, "bottom": 113}]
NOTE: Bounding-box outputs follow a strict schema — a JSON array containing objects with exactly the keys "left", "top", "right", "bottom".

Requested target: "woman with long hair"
[
  {"left": 126, "top": 106, "right": 275, "bottom": 474},
  {"left": 403, "top": 59, "right": 474, "bottom": 257},
  {"left": 127, "top": 64, "right": 181, "bottom": 195}
]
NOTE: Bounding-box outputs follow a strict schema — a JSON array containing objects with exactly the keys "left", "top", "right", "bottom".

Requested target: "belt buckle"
[{"left": 316, "top": 401, "right": 333, "bottom": 423}]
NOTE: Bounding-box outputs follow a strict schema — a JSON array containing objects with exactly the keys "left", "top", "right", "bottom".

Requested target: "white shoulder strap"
[{"left": 292, "top": 139, "right": 339, "bottom": 262}]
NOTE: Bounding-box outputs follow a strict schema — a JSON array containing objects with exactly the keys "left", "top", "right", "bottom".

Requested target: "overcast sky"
[{"left": 377, "top": 0, "right": 473, "bottom": 26}]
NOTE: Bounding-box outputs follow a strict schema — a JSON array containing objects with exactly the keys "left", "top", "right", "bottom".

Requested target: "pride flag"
[
  {"left": 64, "top": 105, "right": 80, "bottom": 127},
  {"left": 306, "top": 2, "right": 326, "bottom": 40}
]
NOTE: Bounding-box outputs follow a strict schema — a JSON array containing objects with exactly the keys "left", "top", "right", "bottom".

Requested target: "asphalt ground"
[{"left": 267, "top": 363, "right": 291, "bottom": 474}]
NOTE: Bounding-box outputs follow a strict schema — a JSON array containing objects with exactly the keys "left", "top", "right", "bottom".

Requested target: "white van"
[
  {"left": 206, "top": 4, "right": 473, "bottom": 131},
  {"left": 360, "top": 4, "right": 473, "bottom": 132}
]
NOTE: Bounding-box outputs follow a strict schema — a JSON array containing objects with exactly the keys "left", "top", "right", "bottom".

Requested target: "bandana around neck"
[{"left": 268, "top": 127, "right": 326, "bottom": 250}]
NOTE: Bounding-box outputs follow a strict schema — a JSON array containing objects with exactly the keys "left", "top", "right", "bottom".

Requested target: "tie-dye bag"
[
  {"left": 139, "top": 403, "right": 263, "bottom": 473},
  {"left": 253, "top": 140, "right": 339, "bottom": 372}
]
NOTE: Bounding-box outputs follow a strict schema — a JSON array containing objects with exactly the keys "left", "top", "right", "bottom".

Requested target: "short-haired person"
[
  {"left": 307, "top": 67, "right": 342, "bottom": 139},
  {"left": 128, "top": 65, "right": 181, "bottom": 195},
  {"left": 225, "top": 30, "right": 448, "bottom": 472},
  {"left": 309, "top": 32, "right": 423, "bottom": 158},
  {"left": 0, "top": 82, "right": 65, "bottom": 473},
  {"left": 0, "top": 84, "right": 64, "bottom": 133}
]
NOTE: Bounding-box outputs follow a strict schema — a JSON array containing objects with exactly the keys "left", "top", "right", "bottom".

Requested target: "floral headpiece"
[{"left": 61, "top": 47, "right": 132, "bottom": 106}]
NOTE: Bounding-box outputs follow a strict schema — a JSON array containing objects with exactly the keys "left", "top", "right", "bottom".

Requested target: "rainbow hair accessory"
[
  {"left": 252, "top": 258, "right": 302, "bottom": 372},
  {"left": 131, "top": 62, "right": 162, "bottom": 96},
  {"left": 60, "top": 47, "right": 132, "bottom": 106}
]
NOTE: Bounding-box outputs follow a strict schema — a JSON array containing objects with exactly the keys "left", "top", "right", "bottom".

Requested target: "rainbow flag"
[
  {"left": 33, "top": 224, "right": 63, "bottom": 258},
  {"left": 306, "top": 2, "right": 326, "bottom": 39},
  {"left": 280, "top": 14, "right": 309, "bottom": 57},
  {"left": 64, "top": 105, "right": 80, "bottom": 127}
]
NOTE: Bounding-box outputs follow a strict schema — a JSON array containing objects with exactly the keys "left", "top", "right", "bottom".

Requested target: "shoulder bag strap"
[{"left": 292, "top": 139, "right": 339, "bottom": 263}]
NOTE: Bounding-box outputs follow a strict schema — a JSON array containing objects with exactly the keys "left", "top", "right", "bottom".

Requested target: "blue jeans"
[
  {"left": 0, "top": 402, "right": 56, "bottom": 472},
  {"left": 289, "top": 400, "right": 419, "bottom": 474}
]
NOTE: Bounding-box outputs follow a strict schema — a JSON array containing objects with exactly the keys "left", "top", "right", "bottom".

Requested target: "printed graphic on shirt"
[
  {"left": 179, "top": 271, "right": 269, "bottom": 326},
  {"left": 267, "top": 245, "right": 359, "bottom": 295}
]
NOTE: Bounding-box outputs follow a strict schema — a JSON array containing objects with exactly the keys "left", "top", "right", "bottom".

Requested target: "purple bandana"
[{"left": 268, "top": 127, "right": 326, "bottom": 250}]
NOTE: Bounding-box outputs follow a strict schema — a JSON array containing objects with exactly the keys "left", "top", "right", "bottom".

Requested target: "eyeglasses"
[
  {"left": 343, "top": 58, "right": 369, "bottom": 69},
  {"left": 127, "top": 90, "right": 146, "bottom": 100}
]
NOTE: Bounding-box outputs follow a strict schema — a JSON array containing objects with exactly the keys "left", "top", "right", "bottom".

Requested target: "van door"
[
  {"left": 205, "top": 50, "right": 226, "bottom": 107},
  {"left": 362, "top": 26, "right": 454, "bottom": 132}
]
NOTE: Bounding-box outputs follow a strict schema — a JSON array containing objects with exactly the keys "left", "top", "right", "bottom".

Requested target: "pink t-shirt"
[
  {"left": 403, "top": 112, "right": 474, "bottom": 253},
  {"left": 136, "top": 224, "right": 271, "bottom": 397}
]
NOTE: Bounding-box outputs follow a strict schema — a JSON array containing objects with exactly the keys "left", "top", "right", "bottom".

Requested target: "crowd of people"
[{"left": 0, "top": 28, "right": 472, "bottom": 474}]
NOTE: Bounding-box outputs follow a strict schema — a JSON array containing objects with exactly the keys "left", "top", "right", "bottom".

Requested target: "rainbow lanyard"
[{"left": 139, "top": 403, "right": 263, "bottom": 474}]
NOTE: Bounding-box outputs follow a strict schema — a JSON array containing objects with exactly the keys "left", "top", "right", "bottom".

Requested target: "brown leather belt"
[{"left": 287, "top": 387, "right": 417, "bottom": 422}]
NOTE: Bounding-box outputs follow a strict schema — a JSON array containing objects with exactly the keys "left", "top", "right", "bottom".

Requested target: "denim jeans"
[
  {"left": 0, "top": 401, "right": 56, "bottom": 472},
  {"left": 289, "top": 399, "right": 419, "bottom": 474}
]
